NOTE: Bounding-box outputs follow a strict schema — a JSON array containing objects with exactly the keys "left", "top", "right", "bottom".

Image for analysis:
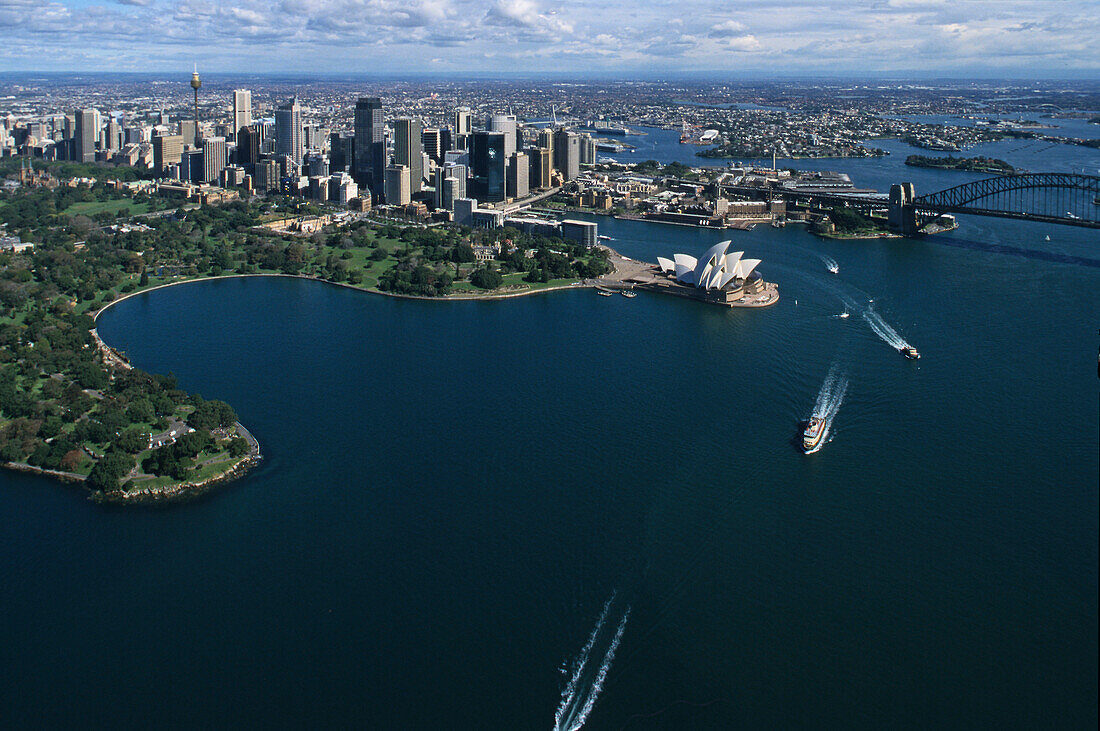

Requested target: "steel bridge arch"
[{"left": 911, "top": 173, "right": 1100, "bottom": 228}]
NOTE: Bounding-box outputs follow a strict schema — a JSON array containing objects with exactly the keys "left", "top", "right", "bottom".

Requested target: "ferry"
[
  {"left": 621, "top": 289, "right": 637, "bottom": 298},
  {"left": 802, "top": 416, "right": 826, "bottom": 452},
  {"left": 900, "top": 345, "right": 921, "bottom": 359}
]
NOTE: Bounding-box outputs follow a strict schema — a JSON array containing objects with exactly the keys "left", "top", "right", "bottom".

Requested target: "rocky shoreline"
[{"left": 93, "top": 450, "right": 262, "bottom": 505}]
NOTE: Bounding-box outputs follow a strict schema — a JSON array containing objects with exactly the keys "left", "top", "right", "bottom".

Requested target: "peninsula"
[{"left": 904, "top": 154, "right": 1019, "bottom": 175}]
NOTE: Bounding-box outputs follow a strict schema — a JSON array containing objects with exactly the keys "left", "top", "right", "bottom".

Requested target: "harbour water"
[{"left": 2, "top": 140, "right": 1098, "bottom": 728}]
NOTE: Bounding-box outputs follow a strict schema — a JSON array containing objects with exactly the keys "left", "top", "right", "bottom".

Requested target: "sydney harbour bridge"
[
  {"left": 890, "top": 173, "right": 1100, "bottom": 234},
  {"left": 760, "top": 173, "right": 1099, "bottom": 234}
]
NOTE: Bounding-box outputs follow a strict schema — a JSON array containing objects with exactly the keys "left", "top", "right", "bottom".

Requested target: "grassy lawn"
[{"left": 63, "top": 198, "right": 152, "bottom": 217}]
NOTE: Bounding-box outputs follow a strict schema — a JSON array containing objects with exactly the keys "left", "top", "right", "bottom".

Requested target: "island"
[{"left": 904, "top": 154, "right": 1019, "bottom": 175}]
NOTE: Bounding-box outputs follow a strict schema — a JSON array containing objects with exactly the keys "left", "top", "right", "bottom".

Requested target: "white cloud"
[
  {"left": 0, "top": 0, "right": 1096, "bottom": 75},
  {"left": 709, "top": 19, "right": 747, "bottom": 36}
]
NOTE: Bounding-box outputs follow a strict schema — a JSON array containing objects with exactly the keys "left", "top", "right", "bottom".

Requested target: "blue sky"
[{"left": 2, "top": 0, "right": 1098, "bottom": 77}]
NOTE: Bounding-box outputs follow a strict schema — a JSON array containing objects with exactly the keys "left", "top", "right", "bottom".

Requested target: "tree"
[
  {"left": 60, "top": 449, "right": 84, "bottom": 472},
  {"left": 828, "top": 206, "right": 869, "bottom": 232},
  {"left": 187, "top": 399, "right": 237, "bottom": 430},
  {"left": 115, "top": 426, "right": 150, "bottom": 454},
  {"left": 125, "top": 398, "right": 155, "bottom": 424},
  {"left": 87, "top": 451, "right": 135, "bottom": 492},
  {"left": 470, "top": 266, "right": 503, "bottom": 290},
  {"left": 450, "top": 243, "right": 476, "bottom": 263},
  {"left": 227, "top": 437, "right": 249, "bottom": 457}
]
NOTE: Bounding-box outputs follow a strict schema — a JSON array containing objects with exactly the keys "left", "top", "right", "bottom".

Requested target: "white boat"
[
  {"left": 621, "top": 289, "right": 637, "bottom": 298},
  {"left": 803, "top": 416, "right": 826, "bottom": 452}
]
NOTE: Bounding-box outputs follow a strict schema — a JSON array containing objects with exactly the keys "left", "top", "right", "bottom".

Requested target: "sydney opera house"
[{"left": 654, "top": 240, "right": 776, "bottom": 306}]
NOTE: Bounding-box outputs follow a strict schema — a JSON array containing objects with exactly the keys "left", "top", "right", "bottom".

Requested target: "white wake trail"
[
  {"left": 807, "top": 364, "right": 849, "bottom": 453},
  {"left": 819, "top": 254, "right": 839, "bottom": 274},
  {"left": 554, "top": 594, "right": 614, "bottom": 731},
  {"left": 566, "top": 607, "right": 631, "bottom": 731},
  {"left": 555, "top": 597, "right": 631, "bottom": 731},
  {"left": 862, "top": 307, "right": 909, "bottom": 350}
]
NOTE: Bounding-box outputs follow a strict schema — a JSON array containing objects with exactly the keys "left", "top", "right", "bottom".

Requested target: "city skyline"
[{"left": 1, "top": 0, "right": 1098, "bottom": 78}]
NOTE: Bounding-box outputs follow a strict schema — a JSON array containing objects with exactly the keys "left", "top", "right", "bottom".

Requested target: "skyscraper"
[
  {"left": 508, "top": 151, "right": 529, "bottom": 199},
  {"left": 530, "top": 147, "right": 552, "bottom": 189},
  {"left": 275, "top": 97, "right": 303, "bottom": 165},
  {"left": 329, "top": 131, "right": 354, "bottom": 173},
  {"left": 434, "top": 163, "right": 466, "bottom": 210},
  {"left": 579, "top": 133, "right": 597, "bottom": 165},
  {"left": 237, "top": 125, "right": 259, "bottom": 168},
  {"left": 384, "top": 164, "right": 411, "bottom": 206},
  {"left": 178, "top": 120, "right": 198, "bottom": 147},
  {"left": 153, "top": 133, "right": 183, "bottom": 173},
  {"left": 354, "top": 97, "right": 385, "bottom": 200},
  {"left": 394, "top": 118, "right": 424, "bottom": 194},
  {"left": 105, "top": 120, "right": 122, "bottom": 152},
  {"left": 232, "top": 90, "right": 252, "bottom": 138},
  {"left": 471, "top": 131, "right": 506, "bottom": 203},
  {"left": 537, "top": 128, "right": 554, "bottom": 162},
  {"left": 254, "top": 159, "right": 279, "bottom": 192},
  {"left": 74, "top": 108, "right": 97, "bottom": 163},
  {"left": 453, "top": 107, "right": 472, "bottom": 135},
  {"left": 202, "top": 136, "right": 227, "bottom": 184},
  {"left": 422, "top": 127, "right": 442, "bottom": 164},
  {"left": 488, "top": 114, "right": 517, "bottom": 158},
  {"left": 553, "top": 129, "right": 580, "bottom": 181}
]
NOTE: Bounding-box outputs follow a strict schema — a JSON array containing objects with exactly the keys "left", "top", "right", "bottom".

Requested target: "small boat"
[
  {"left": 597, "top": 234, "right": 614, "bottom": 241},
  {"left": 838, "top": 311, "right": 850, "bottom": 319},
  {"left": 1044, "top": 235, "right": 1051, "bottom": 241},
  {"left": 596, "top": 289, "right": 613, "bottom": 297},
  {"left": 621, "top": 289, "right": 637, "bottom": 298},
  {"left": 828, "top": 264, "right": 839, "bottom": 274},
  {"left": 803, "top": 416, "right": 826, "bottom": 452},
  {"left": 900, "top": 345, "right": 920, "bottom": 359}
]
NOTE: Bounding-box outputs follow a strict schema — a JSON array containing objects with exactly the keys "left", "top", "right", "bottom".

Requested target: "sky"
[{"left": 1, "top": 0, "right": 1098, "bottom": 78}]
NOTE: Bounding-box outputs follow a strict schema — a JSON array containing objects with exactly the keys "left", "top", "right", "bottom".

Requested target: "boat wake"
[
  {"left": 554, "top": 593, "right": 631, "bottom": 731},
  {"left": 862, "top": 306, "right": 911, "bottom": 351},
  {"left": 806, "top": 363, "right": 848, "bottom": 454},
  {"left": 819, "top": 254, "right": 839, "bottom": 274}
]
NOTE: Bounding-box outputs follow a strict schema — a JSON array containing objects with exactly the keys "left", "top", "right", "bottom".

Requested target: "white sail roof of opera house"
[{"left": 656, "top": 241, "right": 762, "bottom": 290}]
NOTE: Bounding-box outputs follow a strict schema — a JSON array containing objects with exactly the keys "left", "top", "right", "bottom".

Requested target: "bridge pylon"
[{"left": 889, "top": 183, "right": 918, "bottom": 236}]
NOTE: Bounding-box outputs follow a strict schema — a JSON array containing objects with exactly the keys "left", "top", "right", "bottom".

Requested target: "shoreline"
[
  {"left": 92, "top": 271, "right": 595, "bottom": 322},
  {"left": 60, "top": 246, "right": 770, "bottom": 504}
]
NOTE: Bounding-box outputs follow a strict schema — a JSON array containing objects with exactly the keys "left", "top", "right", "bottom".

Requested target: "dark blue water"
[{"left": 3, "top": 143, "right": 1098, "bottom": 729}]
